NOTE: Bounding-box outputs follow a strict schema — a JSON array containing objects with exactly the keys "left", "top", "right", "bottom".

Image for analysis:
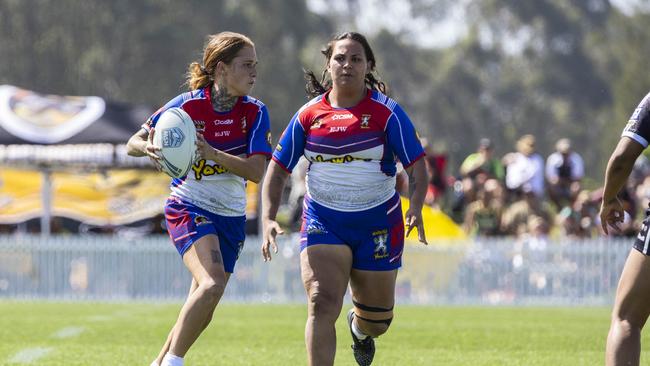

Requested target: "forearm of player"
[
  {"left": 126, "top": 129, "right": 149, "bottom": 157},
  {"left": 210, "top": 150, "right": 266, "bottom": 183},
  {"left": 261, "top": 161, "right": 289, "bottom": 222},
  {"left": 602, "top": 158, "right": 633, "bottom": 204},
  {"left": 602, "top": 138, "right": 643, "bottom": 203},
  {"left": 406, "top": 158, "right": 428, "bottom": 211}
]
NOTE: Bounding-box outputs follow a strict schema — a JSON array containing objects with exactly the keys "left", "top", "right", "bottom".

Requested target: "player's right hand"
[
  {"left": 261, "top": 219, "right": 284, "bottom": 261},
  {"left": 146, "top": 130, "right": 162, "bottom": 170},
  {"left": 599, "top": 197, "right": 624, "bottom": 235}
]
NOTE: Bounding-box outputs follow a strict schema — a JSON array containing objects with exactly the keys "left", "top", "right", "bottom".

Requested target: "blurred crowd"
[
  {"left": 3, "top": 133, "right": 650, "bottom": 239},
  {"left": 406, "top": 134, "right": 650, "bottom": 239}
]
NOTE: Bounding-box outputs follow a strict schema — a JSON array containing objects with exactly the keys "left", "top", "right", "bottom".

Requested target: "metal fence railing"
[{"left": 0, "top": 234, "right": 633, "bottom": 305}]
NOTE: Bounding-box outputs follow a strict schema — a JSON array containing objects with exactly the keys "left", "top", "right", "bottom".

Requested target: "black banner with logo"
[{"left": 0, "top": 85, "right": 153, "bottom": 167}]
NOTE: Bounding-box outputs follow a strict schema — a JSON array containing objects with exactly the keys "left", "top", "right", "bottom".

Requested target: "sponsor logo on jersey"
[
  {"left": 266, "top": 131, "right": 272, "bottom": 146},
  {"left": 360, "top": 114, "right": 371, "bottom": 129},
  {"left": 241, "top": 116, "right": 247, "bottom": 133},
  {"left": 624, "top": 120, "right": 639, "bottom": 134},
  {"left": 213, "top": 118, "right": 234, "bottom": 125},
  {"left": 194, "top": 120, "right": 206, "bottom": 132},
  {"left": 331, "top": 113, "right": 353, "bottom": 121},
  {"left": 191, "top": 159, "right": 228, "bottom": 180},
  {"left": 311, "top": 154, "right": 371, "bottom": 164},
  {"left": 276, "top": 143, "right": 283, "bottom": 152},
  {"left": 329, "top": 126, "right": 347, "bottom": 132},
  {"left": 373, "top": 229, "right": 389, "bottom": 259}
]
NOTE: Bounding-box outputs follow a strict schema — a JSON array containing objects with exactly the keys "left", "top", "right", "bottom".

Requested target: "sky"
[{"left": 307, "top": 0, "right": 648, "bottom": 49}]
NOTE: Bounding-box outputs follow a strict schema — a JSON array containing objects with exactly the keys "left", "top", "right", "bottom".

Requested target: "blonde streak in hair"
[{"left": 187, "top": 62, "right": 210, "bottom": 91}]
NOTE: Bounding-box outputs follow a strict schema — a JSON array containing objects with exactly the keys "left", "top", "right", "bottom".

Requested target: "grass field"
[{"left": 1, "top": 302, "right": 649, "bottom": 365}]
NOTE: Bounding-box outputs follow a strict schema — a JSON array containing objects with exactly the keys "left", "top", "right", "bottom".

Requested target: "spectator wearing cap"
[
  {"left": 503, "top": 134, "right": 545, "bottom": 199},
  {"left": 459, "top": 138, "right": 505, "bottom": 181},
  {"left": 545, "top": 138, "right": 584, "bottom": 209}
]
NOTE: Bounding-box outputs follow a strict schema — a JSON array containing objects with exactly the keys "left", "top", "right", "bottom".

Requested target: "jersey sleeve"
[
  {"left": 622, "top": 92, "right": 650, "bottom": 148},
  {"left": 385, "top": 103, "right": 425, "bottom": 168},
  {"left": 142, "top": 93, "right": 187, "bottom": 132},
  {"left": 247, "top": 104, "right": 273, "bottom": 158},
  {"left": 272, "top": 111, "right": 306, "bottom": 173}
]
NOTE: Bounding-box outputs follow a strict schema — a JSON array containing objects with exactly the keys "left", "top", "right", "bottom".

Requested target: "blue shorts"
[
  {"left": 164, "top": 197, "right": 245, "bottom": 273},
  {"left": 300, "top": 192, "right": 404, "bottom": 271}
]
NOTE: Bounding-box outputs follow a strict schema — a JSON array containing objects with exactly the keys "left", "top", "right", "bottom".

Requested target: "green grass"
[{"left": 1, "top": 302, "right": 649, "bottom": 365}]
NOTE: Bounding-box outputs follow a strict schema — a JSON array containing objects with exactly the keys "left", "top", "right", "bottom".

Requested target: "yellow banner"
[
  {"left": 0, "top": 167, "right": 260, "bottom": 226},
  {"left": 0, "top": 167, "right": 168, "bottom": 225},
  {"left": 401, "top": 197, "right": 466, "bottom": 241}
]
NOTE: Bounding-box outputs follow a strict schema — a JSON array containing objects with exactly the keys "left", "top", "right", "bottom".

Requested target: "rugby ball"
[{"left": 152, "top": 108, "right": 197, "bottom": 178}]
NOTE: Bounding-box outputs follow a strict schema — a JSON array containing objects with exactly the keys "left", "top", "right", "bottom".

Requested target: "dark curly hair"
[{"left": 304, "top": 32, "right": 387, "bottom": 99}]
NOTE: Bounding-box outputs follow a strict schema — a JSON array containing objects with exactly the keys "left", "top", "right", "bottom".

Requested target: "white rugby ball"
[{"left": 152, "top": 107, "right": 197, "bottom": 178}]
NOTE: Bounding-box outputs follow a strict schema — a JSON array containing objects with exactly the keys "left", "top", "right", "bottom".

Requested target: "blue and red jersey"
[
  {"left": 273, "top": 89, "right": 424, "bottom": 212},
  {"left": 144, "top": 86, "right": 272, "bottom": 216}
]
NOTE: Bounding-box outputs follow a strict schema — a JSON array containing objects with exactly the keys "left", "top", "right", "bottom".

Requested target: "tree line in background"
[{"left": 1, "top": 0, "right": 649, "bottom": 184}]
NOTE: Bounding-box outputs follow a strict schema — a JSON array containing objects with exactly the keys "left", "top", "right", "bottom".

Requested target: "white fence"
[{"left": 0, "top": 234, "right": 633, "bottom": 305}]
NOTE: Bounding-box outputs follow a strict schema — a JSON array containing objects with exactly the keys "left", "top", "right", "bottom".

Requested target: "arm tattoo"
[
  {"left": 211, "top": 249, "right": 223, "bottom": 264},
  {"left": 211, "top": 83, "right": 238, "bottom": 112}
]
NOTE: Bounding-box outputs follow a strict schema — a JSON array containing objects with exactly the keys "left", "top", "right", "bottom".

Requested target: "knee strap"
[
  {"left": 352, "top": 299, "right": 393, "bottom": 312},
  {"left": 355, "top": 313, "right": 393, "bottom": 326},
  {"left": 352, "top": 300, "right": 394, "bottom": 326}
]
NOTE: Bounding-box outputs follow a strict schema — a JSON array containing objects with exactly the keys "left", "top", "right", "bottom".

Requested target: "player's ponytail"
[
  {"left": 365, "top": 72, "right": 387, "bottom": 95},
  {"left": 187, "top": 62, "right": 212, "bottom": 90},
  {"left": 304, "top": 68, "right": 331, "bottom": 99}
]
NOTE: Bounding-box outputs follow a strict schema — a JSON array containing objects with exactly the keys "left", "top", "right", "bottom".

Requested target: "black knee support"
[{"left": 352, "top": 300, "right": 394, "bottom": 326}]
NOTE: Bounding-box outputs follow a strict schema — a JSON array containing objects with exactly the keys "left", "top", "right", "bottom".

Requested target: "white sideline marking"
[
  {"left": 52, "top": 326, "right": 85, "bottom": 339},
  {"left": 7, "top": 347, "right": 53, "bottom": 364}
]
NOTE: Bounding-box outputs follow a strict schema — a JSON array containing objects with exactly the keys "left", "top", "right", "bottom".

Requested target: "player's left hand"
[
  {"left": 261, "top": 219, "right": 284, "bottom": 261},
  {"left": 195, "top": 133, "right": 219, "bottom": 161},
  {"left": 405, "top": 208, "right": 427, "bottom": 245}
]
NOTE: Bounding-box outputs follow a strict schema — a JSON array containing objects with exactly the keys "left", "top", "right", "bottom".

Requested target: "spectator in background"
[
  {"left": 635, "top": 175, "right": 650, "bottom": 216},
  {"left": 460, "top": 138, "right": 504, "bottom": 181},
  {"left": 546, "top": 138, "right": 584, "bottom": 209},
  {"left": 629, "top": 154, "right": 650, "bottom": 189},
  {"left": 501, "top": 185, "right": 553, "bottom": 237},
  {"left": 503, "top": 134, "right": 545, "bottom": 199},
  {"left": 421, "top": 138, "right": 448, "bottom": 208},
  {"left": 556, "top": 190, "right": 598, "bottom": 238},
  {"left": 463, "top": 178, "right": 504, "bottom": 236}
]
